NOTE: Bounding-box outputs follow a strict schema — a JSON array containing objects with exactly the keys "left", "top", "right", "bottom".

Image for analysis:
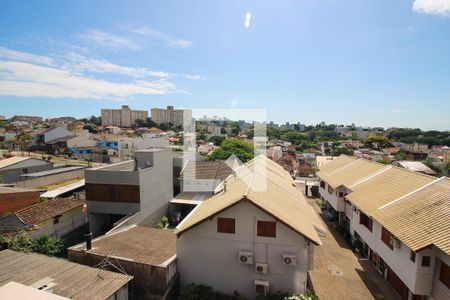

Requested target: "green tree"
[
  {"left": 393, "top": 151, "right": 407, "bottom": 161},
  {"left": 362, "top": 136, "right": 393, "bottom": 150},
  {"left": 209, "top": 135, "right": 226, "bottom": 146},
  {"left": 8, "top": 231, "right": 34, "bottom": 253},
  {"left": 33, "top": 234, "right": 64, "bottom": 256},
  {"left": 208, "top": 139, "right": 254, "bottom": 162}
]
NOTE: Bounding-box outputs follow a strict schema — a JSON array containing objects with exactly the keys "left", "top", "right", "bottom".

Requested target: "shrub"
[{"left": 33, "top": 234, "right": 64, "bottom": 256}]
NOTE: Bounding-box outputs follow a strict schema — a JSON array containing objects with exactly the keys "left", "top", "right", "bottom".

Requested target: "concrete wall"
[
  {"left": 31, "top": 207, "right": 87, "bottom": 238},
  {"left": 16, "top": 168, "right": 85, "bottom": 189},
  {"left": 177, "top": 201, "right": 312, "bottom": 298},
  {"left": 319, "top": 183, "right": 345, "bottom": 212},
  {"left": 0, "top": 159, "right": 52, "bottom": 183}
]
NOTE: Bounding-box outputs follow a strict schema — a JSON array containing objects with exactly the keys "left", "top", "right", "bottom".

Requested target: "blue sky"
[{"left": 0, "top": 0, "right": 449, "bottom": 130}]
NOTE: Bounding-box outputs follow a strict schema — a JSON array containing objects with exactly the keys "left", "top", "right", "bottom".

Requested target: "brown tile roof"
[
  {"left": 179, "top": 160, "right": 234, "bottom": 181},
  {"left": 69, "top": 226, "right": 176, "bottom": 266},
  {"left": 372, "top": 177, "right": 450, "bottom": 255},
  {"left": 0, "top": 250, "right": 132, "bottom": 300},
  {"left": 176, "top": 155, "right": 326, "bottom": 245},
  {"left": 15, "top": 197, "right": 85, "bottom": 225}
]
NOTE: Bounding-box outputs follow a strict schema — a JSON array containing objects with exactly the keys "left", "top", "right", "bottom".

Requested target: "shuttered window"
[
  {"left": 217, "top": 217, "right": 235, "bottom": 234},
  {"left": 381, "top": 227, "right": 393, "bottom": 250},
  {"left": 359, "top": 212, "right": 373, "bottom": 232},
  {"left": 257, "top": 221, "right": 276, "bottom": 237},
  {"left": 440, "top": 261, "right": 450, "bottom": 288}
]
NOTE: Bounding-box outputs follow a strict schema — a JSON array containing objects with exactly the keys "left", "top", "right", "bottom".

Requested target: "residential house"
[
  {"left": 68, "top": 226, "right": 177, "bottom": 300},
  {"left": 317, "top": 155, "right": 450, "bottom": 299},
  {"left": 276, "top": 154, "right": 297, "bottom": 176},
  {"left": 394, "top": 142, "right": 429, "bottom": 161},
  {"left": 176, "top": 155, "right": 326, "bottom": 298},
  {"left": 393, "top": 161, "right": 437, "bottom": 176},
  {"left": 0, "top": 156, "right": 53, "bottom": 183},
  {"left": 37, "top": 127, "right": 74, "bottom": 144},
  {"left": 266, "top": 146, "right": 283, "bottom": 162},
  {"left": 85, "top": 149, "right": 173, "bottom": 236},
  {"left": 0, "top": 196, "right": 87, "bottom": 240},
  {"left": 66, "top": 135, "right": 97, "bottom": 158},
  {"left": 179, "top": 160, "right": 235, "bottom": 193},
  {"left": 118, "top": 137, "right": 169, "bottom": 160},
  {"left": 0, "top": 186, "right": 42, "bottom": 215},
  {"left": 0, "top": 250, "right": 132, "bottom": 300}
]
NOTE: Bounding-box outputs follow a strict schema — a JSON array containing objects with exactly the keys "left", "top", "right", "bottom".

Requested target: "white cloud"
[
  {"left": 413, "top": 0, "right": 450, "bottom": 16},
  {"left": 123, "top": 25, "right": 194, "bottom": 48},
  {"left": 0, "top": 47, "right": 54, "bottom": 66},
  {"left": 183, "top": 74, "right": 205, "bottom": 80},
  {"left": 78, "top": 29, "right": 140, "bottom": 50},
  {"left": 245, "top": 12, "right": 252, "bottom": 28},
  {"left": 62, "top": 52, "right": 173, "bottom": 78},
  {"left": 0, "top": 60, "right": 177, "bottom": 100}
]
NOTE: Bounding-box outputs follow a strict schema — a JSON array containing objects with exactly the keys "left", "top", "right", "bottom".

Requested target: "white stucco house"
[{"left": 176, "top": 155, "right": 326, "bottom": 298}]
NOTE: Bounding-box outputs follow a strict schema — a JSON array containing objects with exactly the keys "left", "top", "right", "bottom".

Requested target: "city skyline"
[{"left": 1, "top": 0, "right": 450, "bottom": 130}]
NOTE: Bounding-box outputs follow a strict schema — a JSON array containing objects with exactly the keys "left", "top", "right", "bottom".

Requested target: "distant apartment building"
[
  {"left": 101, "top": 105, "right": 148, "bottom": 127},
  {"left": 317, "top": 155, "right": 450, "bottom": 300},
  {"left": 151, "top": 105, "right": 192, "bottom": 126},
  {"left": 15, "top": 115, "right": 43, "bottom": 123},
  {"left": 0, "top": 115, "right": 5, "bottom": 121},
  {"left": 84, "top": 149, "right": 173, "bottom": 236}
]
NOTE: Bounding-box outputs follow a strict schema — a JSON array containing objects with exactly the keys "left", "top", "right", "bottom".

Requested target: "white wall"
[
  {"left": 351, "top": 210, "right": 435, "bottom": 295},
  {"left": 177, "top": 201, "right": 313, "bottom": 298},
  {"left": 319, "top": 183, "right": 344, "bottom": 212}
]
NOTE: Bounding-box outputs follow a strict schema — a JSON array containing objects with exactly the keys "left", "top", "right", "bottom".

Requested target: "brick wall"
[{"left": 0, "top": 191, "right": 41, "bottom": 214}]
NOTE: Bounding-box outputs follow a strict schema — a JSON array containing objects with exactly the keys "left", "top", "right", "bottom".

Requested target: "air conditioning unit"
[
  {"left": 390, "top": 236, "right": 401, "bottom": 249},
  {"left": 254, "top": 280, "right": 269, "bottom": 295},
  {"left": 255, "top": 263, "right": 268, "bottom": 274},
  {"left": 283, "top": 254, "right": 297, "bottom": 266},
  {"left": 238, "top": 250, "right": 253, "bottom": 264}
]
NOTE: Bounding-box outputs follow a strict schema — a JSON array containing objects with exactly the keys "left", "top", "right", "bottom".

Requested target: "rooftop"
[
  {"left": 0, "top": 250, "right": 132, "bottom": 300},
  {"left": 20, "top": 166, "right": 85, "bottom": 178},
  {"left": 0, "top": 186, "right": 43, "bottom": 194},
  {"left": 15, "top": 197, "right": 85, "bottom": 225},
  {"left": 40, "top": 179, "right": 85, "bottom": 199},
  {"left": 0, "top": 156, "right": 34, "bottom": 169},
  {"left": 69, "top": 225, "right": 176, "bottom": 266},
  {"left": 372, "top": 177, "right": 450, "bottom": 255},
  {"left": 179, "top": 160, "right": 234, "bottom": 181},
  {"left": 176, "top": 155, "right": 326, "bottom": 245},
  {"left": 395, "top": 160, "right": 437, "bottom": 175}
]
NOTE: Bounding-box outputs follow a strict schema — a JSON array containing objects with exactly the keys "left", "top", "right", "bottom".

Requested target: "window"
[
  {"left": 359, "top": 212, "right": 373, "bottom": 232},
  {"left": 257, "top": 221, "right": 276, "bottom": 237},
  {"left": 328, "top": 185, "right": 334, "bottom": 194},
  {"left": 53, "top": 216, "right": 60, "bottom": 225},
  {"left": 320, "top": 181, "right": 325, "bottom": 188},
  {"left": 22, "top": 168, "right": 28, "bottom": 174},
  {"left": 381, "top": 227, "right": 393, "bottom": 250},
  {"left": 338, "top": 192, "right": 344, "bottom": 197},
  {"left": 421, "top": 256, "right": 431, "bottom": 267},
  {"left": 410, "top": 251, "right": 416, "bottom": 263},
  {"left": 217, "top": 217, "right": 235, "bottom": 234},
  {"left": 439, "top": 261, "right": 450, "bottom": 289}
]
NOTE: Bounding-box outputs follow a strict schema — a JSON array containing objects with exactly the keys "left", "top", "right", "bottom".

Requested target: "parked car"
[{"left": 169, "top": 211, "right": 183, "bottom": 227}]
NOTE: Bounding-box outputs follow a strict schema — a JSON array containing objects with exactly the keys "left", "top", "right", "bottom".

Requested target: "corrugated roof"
[
  {"left": 15, "top": 197, "right": 85, "bottom": 225},
  {"left": 0, "top": 156, "right": 31, "bottom": 169},
  {"left": 0, "top": 250, "right": 132, "bottom": 300},
  {"left": 372, "top": 177, "right": 450, "bottom": 255},
  {"left": 395, "top": 161, "right": 437, "bottom": 175},
  {"left": 346, "top": 167, "right": 435, "bottom": 215},
  {"left": 176, "top": 155, "right": 326, "bottom": 245},
  {"left": 69, "top": 226, "right": 176, "bottom": 266},
  {"left": 21, "top": 166, "right": 84, "bottom": 178},
  {"left": 317, "top": 158, "right": 386, "bottom": 189},
  {"left": 40, "top": 180, "right": 85, "bottom": 199},
  {"left": 316, "top": 155, "right": 356, "bottom": 173},
  {"left": 0, "top": 186, "right": 43, "bottom": 194}
]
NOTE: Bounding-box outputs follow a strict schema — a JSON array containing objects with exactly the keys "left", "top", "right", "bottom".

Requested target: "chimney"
[
  {"left": 223, "top": 180, "right": 227, "bottom": 192},
  {"left": 133, "top": 156, "right": 139, "bottom": 171},
  {"left": 84, "top": 232, "right": 92, "bottom": 250}
]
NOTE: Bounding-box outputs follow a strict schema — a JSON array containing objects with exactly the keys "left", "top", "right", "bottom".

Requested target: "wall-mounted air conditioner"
[
  {"left": 283, "top": 254, "right": 297, "bottom": 266},
  {"left": 254, "top": 280, "right": 269, "bottom": 295},
  {"left": 255, "top": 263, "right": 268, "bottom": 274},
  {"left": 238, "top": 250, "right": 253, "bottom": 264}
]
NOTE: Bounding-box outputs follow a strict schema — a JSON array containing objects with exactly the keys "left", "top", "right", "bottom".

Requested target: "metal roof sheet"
[
  {"left": 0, "top": 250, "right": 132, "bottom": 300},
  {"left": 20, "top": 166, "right": 84, "bottom": 178},
  {"left": 40, "top": 180, "right": 85, "bottom": 199}
]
